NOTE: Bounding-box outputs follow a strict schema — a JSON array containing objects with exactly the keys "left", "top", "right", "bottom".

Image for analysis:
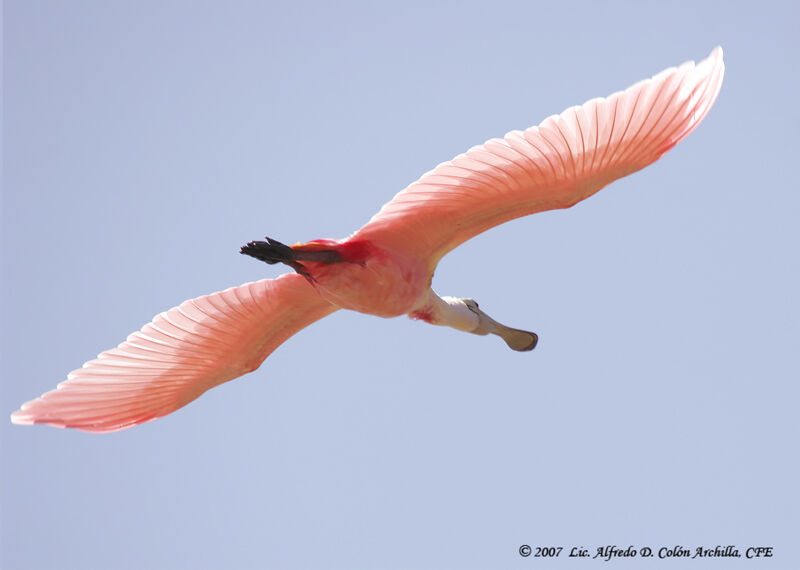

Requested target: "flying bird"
[{"left": 11, "top": 47, "right": 725, "bottom": 432}]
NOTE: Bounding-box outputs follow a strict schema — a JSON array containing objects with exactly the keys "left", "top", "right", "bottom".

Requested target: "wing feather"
[
  {"left": 11, "top": 273, "right": 337, "bottom": 432},
  {"left": 356, "top": 47, "right": 724, "bottom": 268}
]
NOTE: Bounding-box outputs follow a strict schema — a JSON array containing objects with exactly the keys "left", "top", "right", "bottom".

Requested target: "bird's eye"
[{"left": 462, "top": 298, "right": 480, "bottom": 313}]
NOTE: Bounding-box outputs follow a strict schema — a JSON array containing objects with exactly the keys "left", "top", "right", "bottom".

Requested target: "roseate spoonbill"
[{"left": 11, "top": 47, "right": 724, "bottom": 432}]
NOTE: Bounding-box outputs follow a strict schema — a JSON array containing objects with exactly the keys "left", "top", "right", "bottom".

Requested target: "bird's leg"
[{"left": 240, "top": 237, "right": 342, "bottom": 278}]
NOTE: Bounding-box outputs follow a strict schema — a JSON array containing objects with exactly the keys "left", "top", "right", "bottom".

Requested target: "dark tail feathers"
[
  {"left": 240, "top": 237, "right": 296, "bottom": 265},
  {"left": 240, "top": 237, "right": 341, "bottom": 277}
]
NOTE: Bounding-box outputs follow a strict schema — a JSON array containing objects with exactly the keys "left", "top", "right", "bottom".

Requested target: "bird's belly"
[{"left": 304, "top": 240, "right": 430, "bottom": 318}]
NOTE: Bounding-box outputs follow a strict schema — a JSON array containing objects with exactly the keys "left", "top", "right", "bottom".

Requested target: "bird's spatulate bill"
[
  {"left": 494, "top": 325, "right": 539, "bottom": 352},
  {"left": 474, "top": 307, "right": 539, "bottom": 351}
]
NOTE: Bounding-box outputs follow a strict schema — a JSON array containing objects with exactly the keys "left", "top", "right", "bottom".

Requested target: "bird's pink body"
[
  {"left": 291, "top": 239, "right": 431, "bottom": 317},
  {"left": 11, "top": 48, "right": 725, "bottom": 432}
]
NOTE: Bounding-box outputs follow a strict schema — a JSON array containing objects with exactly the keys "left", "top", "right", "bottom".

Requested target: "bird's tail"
[
  {"left": 241, "top": 237, "right": 342, "bottom": 277},
  {"left": 240, "top": 237, "right": 297, "bottom": 265}
]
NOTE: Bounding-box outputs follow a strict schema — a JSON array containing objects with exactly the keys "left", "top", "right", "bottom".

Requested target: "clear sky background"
[{"left": 2, "top": 1, "right": 798, "bottom": 569}]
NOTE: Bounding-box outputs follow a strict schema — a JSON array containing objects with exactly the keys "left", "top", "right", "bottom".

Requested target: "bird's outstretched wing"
[
  {"left": 11, "top": 273, "right": 337, "bottom": 432},
  {"left": 355, "top": 47, "right": 724, "bottom": 270}
]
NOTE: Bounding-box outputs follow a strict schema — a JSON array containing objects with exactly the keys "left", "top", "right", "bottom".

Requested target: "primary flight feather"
[{"left": 12, "top": 47, "right": 725, "bottom": 432}]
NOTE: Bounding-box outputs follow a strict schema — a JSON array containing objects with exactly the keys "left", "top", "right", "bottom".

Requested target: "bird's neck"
[{"left": 408, "top": 289, "right": 479, "bottom": 332}]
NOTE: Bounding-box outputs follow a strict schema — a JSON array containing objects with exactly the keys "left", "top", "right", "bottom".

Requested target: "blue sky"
[{"left": 3, "top": 1, "right": 798, "bottom": 568}]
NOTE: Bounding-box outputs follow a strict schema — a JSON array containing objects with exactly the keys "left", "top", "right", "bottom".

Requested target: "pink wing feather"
[
  {"left": 11, "top": 273, "right": 337, "bottom": 432},
  {"left": 355, "top": 47, "right": 724, "bottom": 269}
]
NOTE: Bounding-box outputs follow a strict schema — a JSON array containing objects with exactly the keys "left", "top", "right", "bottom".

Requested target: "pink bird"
[{"left": 12, "top": 48, "right": 724, "bottom": 432}]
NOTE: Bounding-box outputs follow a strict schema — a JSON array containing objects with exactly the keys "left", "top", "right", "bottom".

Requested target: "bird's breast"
[{"left": 296, "top": 238, "right": 430, "bottom": 318}]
